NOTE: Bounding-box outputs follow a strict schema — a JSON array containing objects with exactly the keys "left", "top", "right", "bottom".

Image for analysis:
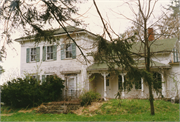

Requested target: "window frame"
[
  {"left": 65, "top": 43, "right": 73, "bottom": 58},
  {"left": 135, "top": 79, "right": 142, "bottom": 89},
  {"left": 46, "top": 46, "right": 54, "bottom": 60},
  {"left": 153, "top": 72, "right": 162, "bottom": 89},
  {"left": 173, "top": 48, "right": 179, "bottom": 63},
  {"left": 30, "top": 48, "right": 37, "bottom": 62}
]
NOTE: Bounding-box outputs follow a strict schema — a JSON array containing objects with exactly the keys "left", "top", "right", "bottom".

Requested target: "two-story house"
[{"left": 15, "top": 26, "right": 180, "bottom": 100}]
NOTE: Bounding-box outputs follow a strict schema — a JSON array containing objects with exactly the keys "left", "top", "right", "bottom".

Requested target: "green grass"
[{"left": 1, "top": 99, "right": 179, "bottom": 121}]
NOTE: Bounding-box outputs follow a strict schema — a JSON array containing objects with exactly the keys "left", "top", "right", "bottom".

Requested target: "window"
[
  {"left": 61, "top": 43, "right": 76, "bottom": 59},
  {"left": 173, "top": 48, "right": 179, "bottom": 62},
  {"left": 26, "top": 47, "right": 40, "bottom": 63},
  {"left": 42, "top": 74, "right": 53, "bottom": 83},
  {"left": 42, "top": 45, "right": 57, "bottom": 61},
  {"left": 153, "top": 72, "right": 162, "bottom": 89},
  {"left": 66, "top": 44, "right": 72, "bottom": 58},
  {"left": 106, "top": 74, "right": 110, "bottom": 86},
  {"left": 135, "top": 79, "right": 141, "bottom": 89},
  {"left": 30, "top": 48, "right": 36, "bottom": 61},
  {"left": 47, "top": 46, "right": 53, "bottom": 60},
  {"left": 118, "top": 75, "right": 122, "bottom": 90}
]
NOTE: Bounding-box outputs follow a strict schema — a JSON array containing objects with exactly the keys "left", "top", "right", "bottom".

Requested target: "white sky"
[{"left": 0, "top": 0, "right": 171, "bottom": 85}]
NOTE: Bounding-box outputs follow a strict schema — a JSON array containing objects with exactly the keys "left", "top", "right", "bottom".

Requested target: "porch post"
[
  {"left": 141, "top": 78, "right": 144, "bottom": 97},
  {"left": 122, "top": 74, "right": 125, "bottom": 98},
  {"left": 101, "top": 72, "right": 109, "bottom": 101},
  {"left": 121, "top": 73, "right": 126, "bottom": 99},
  {"left": 161, "top": 71, "right": 166, "bottom": 97}
]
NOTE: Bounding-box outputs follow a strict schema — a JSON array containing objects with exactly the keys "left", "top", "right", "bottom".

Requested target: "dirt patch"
[
  {"left": 71, "top": 101, "right": 104, "bottom": 116},
  {"left": 18, "top": 107, "right": 38, "bottom": 113},
  {"left": 1, "top": 113, "right": 14, "bottom": 116}
]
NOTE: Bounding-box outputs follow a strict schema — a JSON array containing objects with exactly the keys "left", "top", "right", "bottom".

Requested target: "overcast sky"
[{"left": 0, "top": 0, "right": 171, "bottom": 85}]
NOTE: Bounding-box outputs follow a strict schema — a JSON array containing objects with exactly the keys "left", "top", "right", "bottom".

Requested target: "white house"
[{"left": 15, "top": 26, "right": 180, "bottom": 100}]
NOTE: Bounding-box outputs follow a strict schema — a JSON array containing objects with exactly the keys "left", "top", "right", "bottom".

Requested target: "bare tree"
[{"left": 93, "top": 0, "right": 177, "bottom": 115}]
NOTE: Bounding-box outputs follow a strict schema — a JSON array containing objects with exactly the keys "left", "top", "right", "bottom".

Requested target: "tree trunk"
[
  {"left": 144, "top": 20, "right": 155, "bottom": 115},
  {"left": 148, "top": 82, "right": 155, "bottom": 115}
]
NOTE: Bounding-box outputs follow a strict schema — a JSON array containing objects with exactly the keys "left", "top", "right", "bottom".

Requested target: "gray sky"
[{"left": 0, "top": 0, "right": 171, "bottom": 84}]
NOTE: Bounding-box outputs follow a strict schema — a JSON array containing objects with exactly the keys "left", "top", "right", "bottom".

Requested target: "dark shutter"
[
  {"left": 26, "top": 48, "right": 30, "bottom": 63},
  {"left": 72, "top": 43, "right": 76, "bottom": 59},
  {"left": 36, "top": 47, "right": 40, "bottom": 62},
  {"left": 42, "top": 46, "right": 46, "bottom": 61},
  {"left": 61, "top": 44, "right": 65, "bottom": 60},
  {"left": 53, "top": 45, "right": 57, "bottom": 60}
]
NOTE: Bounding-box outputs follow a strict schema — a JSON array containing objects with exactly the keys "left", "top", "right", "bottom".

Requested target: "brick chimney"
[{"left": 148, "top": 28, "right": 154, "bottom": 41}]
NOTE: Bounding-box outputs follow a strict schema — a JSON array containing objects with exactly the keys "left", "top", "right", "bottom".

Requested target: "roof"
[
  {"left": 15, "top": 26, "right": 97, "bottom": 42},
  {"left": 131, "top": 38, "right": 177, "bottom": 54},
  {"left": 87, "top": 60, "right": 171, "bottom": 71}
]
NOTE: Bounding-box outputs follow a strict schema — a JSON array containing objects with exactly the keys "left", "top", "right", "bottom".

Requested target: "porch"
[{"left": 87, "top": 62, "right": 171, "bottom": 100}]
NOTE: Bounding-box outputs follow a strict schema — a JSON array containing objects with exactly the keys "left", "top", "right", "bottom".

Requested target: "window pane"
[
  {"left": 65, "top": 44, "right": 72, "bottom": 58},
  {"left": 106, "top": 79, "right": 109, "bottom": 86},
  {"left": 118, "top": 75, "right": 122, "bottom": 90},
  {"left": 47, "top": 46, "right": 53, "bottom": 60},
  {"left": 30, "top": 48, "right": 36, "bottom": 61}
]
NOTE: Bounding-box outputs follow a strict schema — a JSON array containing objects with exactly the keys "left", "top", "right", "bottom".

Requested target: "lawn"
[{"left": 1, "top": 99, "right": 179, "bottom": 121}]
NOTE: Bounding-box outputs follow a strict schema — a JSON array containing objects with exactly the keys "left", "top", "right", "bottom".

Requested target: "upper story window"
[
  {"left": 30, "top": 48, "right": 36, "bottom": 61},
  {"left": 26, "top": 47, "right": 40, "bottom": 63},
  {"left": 66, "top": 44, "right": 72, "bottom": 58},
  {"left": 172, "top": 48, "right": 179, "bottom": 63},
  {"left": 43, "top": 45, "right": 57, "bottom": 61},
  {"left": 47, "top": 46, "right": 53, "bottom": 60},
  {"left": 61, "top": 43, "right": 76, "bottom": 60}
]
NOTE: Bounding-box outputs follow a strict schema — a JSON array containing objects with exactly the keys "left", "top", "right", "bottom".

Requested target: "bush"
[
  {"left": 1, "top": 75, "right": 64, "bottom": 108},
  {"left": 79, "top": 90, "right": 101, "bottom": 106}
]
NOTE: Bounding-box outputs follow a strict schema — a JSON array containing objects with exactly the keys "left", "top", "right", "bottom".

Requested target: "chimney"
[{"left": 148, "top": 28, "right": 154, "bottom": 41}]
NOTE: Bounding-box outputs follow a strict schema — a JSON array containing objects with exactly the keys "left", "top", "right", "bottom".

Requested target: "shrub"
[
  {"left": 1, "top": 75, "right": 64, "bottom": 108},
  {"left": 79, "top": 90, "right": 101, "bottom": 106}
]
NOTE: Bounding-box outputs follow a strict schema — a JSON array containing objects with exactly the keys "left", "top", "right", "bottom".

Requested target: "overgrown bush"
[
  {"left": 1, "top": 75, "right": 64, "bottom": 108},
  {"left": 79, "top": 90, "right": 101, "bottom": 106}
]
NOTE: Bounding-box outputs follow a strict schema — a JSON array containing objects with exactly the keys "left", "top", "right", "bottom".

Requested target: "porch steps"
[{"left": 36, "top": 101, "right": 80, "bottom": 114}]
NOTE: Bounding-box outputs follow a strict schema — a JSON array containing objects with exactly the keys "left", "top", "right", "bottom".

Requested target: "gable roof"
[
  {"left": 131, "top": 38, "right": 177, "bottom": 54},
  {"left": 15, "top": 26, "right": 97, "bottom": 42}
]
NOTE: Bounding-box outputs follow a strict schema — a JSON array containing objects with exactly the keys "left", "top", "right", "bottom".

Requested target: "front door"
[{"left": 66, "top": 75, "right": 77, "bottom": 98}]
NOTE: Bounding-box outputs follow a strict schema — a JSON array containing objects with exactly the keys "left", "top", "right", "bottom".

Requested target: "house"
[{"left": 15, "top": 26, "right": 180, "bottom": 100}]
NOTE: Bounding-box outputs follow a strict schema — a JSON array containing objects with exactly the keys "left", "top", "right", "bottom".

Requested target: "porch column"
[
  {"left": 121, "top": 73, "right": 126, "bottom": 99},
  {"left": 101, "top": 72, "right": 109, "bottom": 101},
  {"left": 141, "top": 78, "right": 144, "bottom": 97},
  {"left": 161, "top": 71, "right": 166, "bottom": 97}
]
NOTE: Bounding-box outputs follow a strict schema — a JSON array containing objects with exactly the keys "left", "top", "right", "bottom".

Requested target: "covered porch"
[{"left": 86, "top": 61, "right": 171, "bottom": 100}]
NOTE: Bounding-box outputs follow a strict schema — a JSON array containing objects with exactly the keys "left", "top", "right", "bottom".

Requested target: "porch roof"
[{"left": 87, "top": 60, "right": 171, "bottom": 71}]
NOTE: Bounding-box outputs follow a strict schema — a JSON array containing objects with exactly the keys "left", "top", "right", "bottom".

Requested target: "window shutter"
[
  {"left": 26, "top": 48, "right": 30, "bottom": 63},
  {"left": 53, "top": 45, "right": 57, "bottom": 60},
  {"left": 36, "top": 47, "right": 40, "bottom": 62},
  {"left": 42, "top": 75, "right": 46, "bottom": 83},
  {"left": 61, "top": 44, "right": 65, "bottom": 60},
  {"left": 42, "top": 46, "right": 46, "bottom": 61},
  {"left": 72, "top": 43, "right": 76, "bottom": 59}
]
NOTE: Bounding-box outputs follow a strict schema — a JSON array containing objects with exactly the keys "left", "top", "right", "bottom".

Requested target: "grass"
[{"left": 1, "top": 99, "right": 179, "bottom": 121}]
